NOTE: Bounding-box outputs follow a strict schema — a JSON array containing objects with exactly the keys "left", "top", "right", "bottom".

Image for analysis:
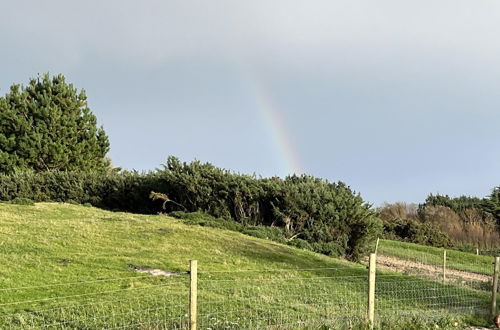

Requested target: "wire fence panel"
[
  {"left": 377, "top": 239, "right": 494, "bottom": 278},
  {"left": 376, "top": 276, "right": 490, "bottom": 323},
  {"left": 198, "top": 268, "right": 368, "bottom": 329},
  {"left": 0, "top": 251, "right": 497, "bottom": 329},
  {"left": 0, "top": 276, "right": 189, "bottom": 329},
  {"left": 375, "top": 239, "right": 495, "bottom": 326}
]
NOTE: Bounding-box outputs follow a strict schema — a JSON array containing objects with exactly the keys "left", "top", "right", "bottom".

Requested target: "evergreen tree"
[
  {"left": 0, "top": 74, "right": 110, "bottom": 173},
  {"left": 483, "top": 187, "right": 500, "bottom": 224}
]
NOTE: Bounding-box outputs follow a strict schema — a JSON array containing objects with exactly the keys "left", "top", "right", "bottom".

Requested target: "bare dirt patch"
[
  {"left": 375, "top": 255, "right": 491, "bottom": 283},
  {"left": 128, "top": 264, "right": 180, "bottom": 277}
]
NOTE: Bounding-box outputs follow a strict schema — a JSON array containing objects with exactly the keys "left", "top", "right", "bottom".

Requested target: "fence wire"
[
  {"left": 198, "top": 268, "right": 367, "bottom": 329},
  {"left": 0, "top": 276, "right": 189, "bottom": 329},
  {"left": 0, "top": 252, "right": 496, "bottom": 329}
]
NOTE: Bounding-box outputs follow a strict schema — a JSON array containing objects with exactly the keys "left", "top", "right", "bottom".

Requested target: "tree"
[{"left": 0, "top": 74, "right": 110, "bottom": 173}]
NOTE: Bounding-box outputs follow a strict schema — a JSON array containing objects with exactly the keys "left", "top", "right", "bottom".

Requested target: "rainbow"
[{"left": 249, "top": 76, "right": 304, "bottom": 176}]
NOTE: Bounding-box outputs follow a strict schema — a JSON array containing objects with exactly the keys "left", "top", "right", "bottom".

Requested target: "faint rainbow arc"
[{"left": 249, "top": 77, "right": 304, "bottom": 176}]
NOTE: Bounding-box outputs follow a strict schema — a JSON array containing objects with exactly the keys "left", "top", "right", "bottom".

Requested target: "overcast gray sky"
[{"left": 1, "top": 0, "right": 500, "bottom": 205}]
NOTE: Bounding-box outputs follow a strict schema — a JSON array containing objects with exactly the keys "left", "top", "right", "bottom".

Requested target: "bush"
[
  {"left": 170, "top": 211, "right": 243, "bottom": 232},
  {"left": 309, "top": 241, "right": 344, "bottom": 257},
  {"left": 241, "top": 226, "right": 287, "bottom": 244},
  {"left": 0, "top": 170, "right": 167, "bottom": 214},
  {"left": 9, "top": 197, "right": 34, "bottom": 205},
  {"left": 0, "top": 156, "right": 381, "bottom": 261},
  {"left": 287, "top": 238, "right": 313, "bottom": 250},
  {"left": 157, "top": 157, "right": 380, "bottom": 260},
  {"left": 383, "top": 218, "right": 453, "bottom": 248}
]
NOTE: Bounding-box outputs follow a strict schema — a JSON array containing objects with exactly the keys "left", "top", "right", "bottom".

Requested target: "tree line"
[
  {"left": 3, "top": 73, "right": 499, "bottom": 257},
  {"left": 379, "top": 191, "right": 500, "bottom": 250},
  {"left": 0, "top": 74, "right": 380, "bottom": 261}
]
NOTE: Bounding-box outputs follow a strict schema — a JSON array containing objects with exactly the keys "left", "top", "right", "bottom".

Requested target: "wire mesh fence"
[
  {"left": 0, "top": 251, "right": 497, "bottom": 329},
  {"left": 374, "top": 239, "right": 495, "bottom": 326},
  {"left": 376, "top": 239, "right": 494, "bottom": 290},
  {"left": 197, "top": 268, "right": 368, "bottom": 329},
  {"left": 0, "top": 275, "right": 189, "bottom": 329}
]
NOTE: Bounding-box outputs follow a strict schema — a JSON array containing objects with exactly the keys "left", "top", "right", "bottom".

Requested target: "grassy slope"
[
  {"left": 0, "top": 202, "right": 358, "bottom": 283},
  {"left": 378, "top": 239, "right": 494, "bottom": 275},
  {"left": 0, "top": 203, "right": 491, "bottom": 329}
]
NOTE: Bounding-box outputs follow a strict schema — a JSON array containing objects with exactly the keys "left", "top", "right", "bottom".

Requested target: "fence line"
[{"left": 1, "top": 253, "right": 498, "bottom": 329}]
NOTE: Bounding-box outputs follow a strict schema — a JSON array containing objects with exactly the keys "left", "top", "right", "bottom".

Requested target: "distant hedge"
[
  {"left": 0, "top": 170, "right": 165, "bottom": 213},
  {"left": 0, "top": 156, "right": 381, "bottom": 261}
]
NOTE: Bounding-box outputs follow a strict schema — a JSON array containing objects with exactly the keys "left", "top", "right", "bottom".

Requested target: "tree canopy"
[{"left": 0, "top": 74, "right": 110, "bottom": 173}]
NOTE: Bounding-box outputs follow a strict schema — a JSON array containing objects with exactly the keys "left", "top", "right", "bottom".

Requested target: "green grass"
[
  {"left": 0, "top": 203, "right": 493, "bottom": 329},
  {"left": 378, "top": 239, "right": 494, "bottom": 275}
]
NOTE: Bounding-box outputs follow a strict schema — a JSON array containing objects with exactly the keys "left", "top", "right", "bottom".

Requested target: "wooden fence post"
[
  {"left": 491, "top": 257, "right": 500, "bottom": 317},
  {"left": 189, "top": 260, "right": 198, "bottom": 330},
  {"left": 442, "top": 250, "right": 446, "bottom": 282},
  {"left": 368, "top": 253, "right": 376, "bottom": 328},
  {"left": 374, "top": 238, "right": 380, "bottom": 255}
]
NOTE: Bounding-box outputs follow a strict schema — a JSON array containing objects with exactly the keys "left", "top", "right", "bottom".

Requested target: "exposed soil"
[
  {"left": 128, "top": 264, "right": 180, "bottom": 277},
  {"left": 374, "top": 255, "right": 491, "bottom": 283}
]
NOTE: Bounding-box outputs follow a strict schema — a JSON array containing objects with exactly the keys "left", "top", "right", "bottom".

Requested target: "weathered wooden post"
[
  {"left": 189, "top": 260, "right": 198, "bottom": 330},
  {"left": 491, "top": 257, "right": 500, "bottom": 317},
  {"left": 368, "top": 253, "right": 376, "bottom": 328},
  {"left": 442, "top": 250, "right": 447, "bottom": 282}
]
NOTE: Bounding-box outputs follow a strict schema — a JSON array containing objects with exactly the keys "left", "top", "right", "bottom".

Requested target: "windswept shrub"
[
  {"left": 157, "top": 156, "right": 380, "bottom": 260},
  {"left": 170, "top": 211, "right": 243, "bottom": 232},
  {"left": 382, "top": 217, "right": 452, "bottom": 248},
  {"left": 0, "top": 170, "right": 167, "bottom": 213},
  {"left": 9, "top": 197, "right": 34, "bottom": 205},
  {"left": 0, "top": 156, "right": 381, "bottom": 261},
  {"left": 309, "top": 241, "right": 344, "bottom": 257}
]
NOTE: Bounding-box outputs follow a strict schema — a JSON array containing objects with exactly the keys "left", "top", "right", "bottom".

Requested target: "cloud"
[{"left": 2, "top": 0, "right": 500, "bottom": 68}]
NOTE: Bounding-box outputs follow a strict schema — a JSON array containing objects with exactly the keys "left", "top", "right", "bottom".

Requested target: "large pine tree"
[{"left": 0, "top": 74, "right": 110, "bottom": 173}]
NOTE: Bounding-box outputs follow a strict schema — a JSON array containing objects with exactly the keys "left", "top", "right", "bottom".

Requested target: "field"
[
  {"left": 0, "top": 203, "right": 495, "bottom": 329},
  {"left": 377, "top": 239, "right": 493, "bottom": 276}
]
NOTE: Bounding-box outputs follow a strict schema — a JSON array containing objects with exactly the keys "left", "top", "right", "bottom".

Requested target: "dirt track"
[{"left": 375, "top": 255, "right": 491, "bottom": 283}]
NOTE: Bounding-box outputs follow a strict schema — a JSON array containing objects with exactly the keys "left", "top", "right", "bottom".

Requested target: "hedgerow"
[{"left": 0, "top": 156, "right": 381, "bottom": 261}]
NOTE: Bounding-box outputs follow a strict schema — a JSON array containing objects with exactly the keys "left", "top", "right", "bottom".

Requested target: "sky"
[{"left": 1, "top": 0, "right": 500, "bottom": 206}]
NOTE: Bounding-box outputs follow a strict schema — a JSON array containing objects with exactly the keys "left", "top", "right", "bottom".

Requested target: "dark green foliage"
[
  {"left": 0, "top": 74, "right": 110, "bottom": 173},
  {"left": 157, "top": 156, "right": 380, "bottom": 260},
  {"left": 287, "top": 238, "right": 313, "bottom": 250},
  {"left": 171, "top": 211, "right": 309, "bottom": 250},
  {"left": 9, "top": 197, "right": 34, "bottom": 206},
  {"left": 309, "top": 241, "right": 344, "bottom": 257},
  {"left": 0, "top": 156, "right": 380, "bottom": 260},
  {"left": 0, "top": 170, "right": 166, "bottom": 213},
  {"left": 420, "top": 192, "right": 500, "bottom": 225},
  {"left": 383, "top": 218, "right": 453, "bottom": 248},
  {"left": 482, "top": 187, "right": 500, "bottom": 224},
  {"left": 170, "top": 211, "right": 243, "bottom": 232},
  {"left": 454, "top": 242, "right": 480, "bottom": 254},
  {"left": 420, "top": 194, "right": 484, "bottom": 214},
  {"left": 241, "top": 226, "right": 287, "bottom": 244},
  {"left": 381, "top": 193, "right": 500, "bottom": 250}
]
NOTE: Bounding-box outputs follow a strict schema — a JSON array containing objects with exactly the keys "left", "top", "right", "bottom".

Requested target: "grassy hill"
[
  {"left": 0, "top": 203, "right": 492, "bottom": 329},
  {"left": 378, "top": 239, "right": 494, "bottom": 276}
]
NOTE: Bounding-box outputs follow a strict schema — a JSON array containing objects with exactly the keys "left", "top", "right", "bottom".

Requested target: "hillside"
[
  {"left": 0, "top": 202, "right": 355, "bottom": 282},
  {"left": 0, "top": 203, "right": 492, "bottom": 329}
]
